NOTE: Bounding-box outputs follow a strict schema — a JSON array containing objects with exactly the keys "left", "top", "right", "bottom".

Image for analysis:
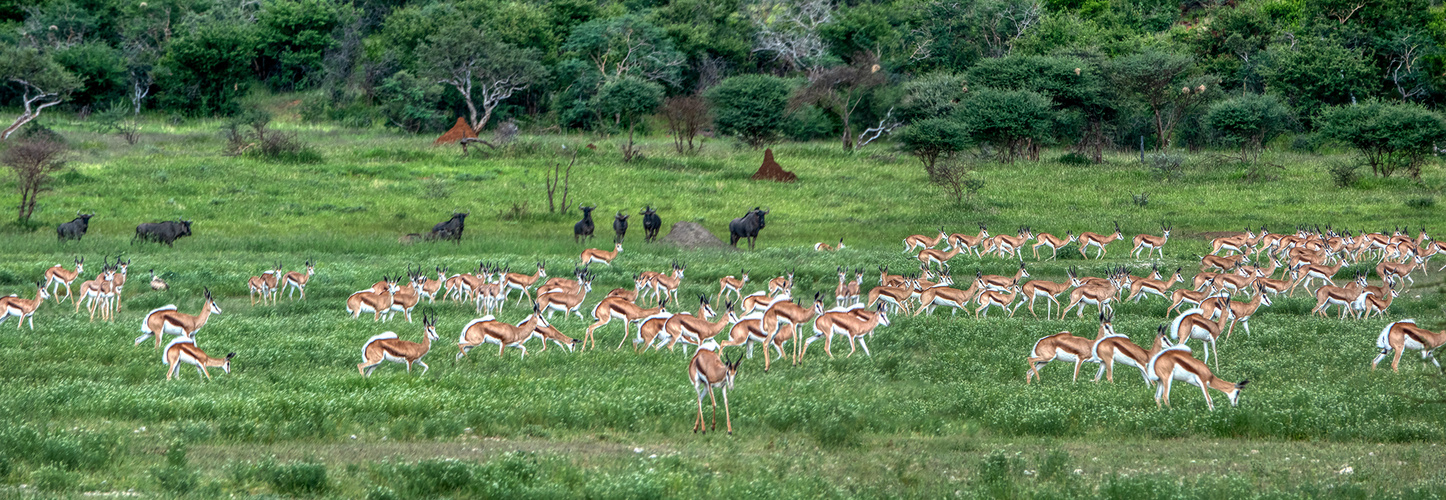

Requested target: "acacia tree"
[
  {"left": 1108, "top": 51, "right": 1215, "bottom": 150},
  {"left": 1, "top": 48, "right": 80, "bottom": 141},
  {"left": 790, "top": 54, "right": 887, "bottom": 150},
  {"left": 2, "top": 138, "right": 69, "bottom": 223},
  {"left": 420, "top": 25, "right": 546, "bottom": 133}
]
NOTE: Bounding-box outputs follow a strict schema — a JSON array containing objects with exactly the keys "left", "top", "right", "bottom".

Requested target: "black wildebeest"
[
  {"left": 431, "top": 212, "right": 468, "bottom": 242},
  {"left": 574, "top": 205, "right": 597, "bottom": 243},
  {"left": 613, "top": 212, "right": 629, "bottom": 244},
  {"left": 640, "top": 206, "right": 661, "bottom": 243},
  {"left": 729, "top": 207, "right": 769, "bottom": 250},
  {"left": 134, "top": 220, "right": 193, "bottom": 246},
  {"left": 57, "top": 212, "right": 94, "bottom": 241}
]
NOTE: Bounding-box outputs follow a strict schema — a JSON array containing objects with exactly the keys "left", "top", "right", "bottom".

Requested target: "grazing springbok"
[
  {"left": 589, "top": 297, "right": 669, "bottom": 351},
  {"left": 44, "top": 257, "right": 83, "bottom": 304},
  {"left": 580, "top": 244, "right": 622, "bottom": 267},
  {"left": 974, "top": 281, "right": 1021, "bottom": 318},
  {"left": 1060, "top": 278, "right": 1117, "bottom": 320},
  {"left": 1026, "top": 313, "right": 1115, "bottom": 383},
  {"left": 137, "top": 288, "right": 222, "bottom": 348},
  {"left": 728, "top": 207, "right": 769, "bottom": 250},
  {"left": 457, "top": 305, "right": 549, "bottom": 359},
  {"left": 1078, "top": 222, "right": 1123, "bottom": 259},
  {"left": 903, "top": 227, "right": 948, "bottom": 253},
  {"left": 1132, "top": 225, "right": 1171, "bottom": 259},
  {"left": 1169, "top": 308, "right": 1230, "bottom": 371},
  {"left": 346, "top": 276, "right": 398, "bottom": 321},
  {"left": 689, "top": 341, "right": 742, "bottom": 434},
  {"left": 1146, "top": 342, "right": 1248, "bottom": 410},
  {"left": 358, "top": 312, "right": 439, "bottom": 376},
  {"left": 1373, "top": 320, "right": 1446, "bottom": 372},
  {"left": 1200, "top": 285, "right": 1271, "bottom": 340},
  {"left": 763, "top": 293, "right": 823, "bottom": 363},
  {"left": 663, "top": 299, "right": 736, "bottom": 353},
  {"left": 281, "top": 260, "right": 315, "bottom": 300},
  {"left": 574, "top": 205, "right": 597, "bottom": 243},
  {"left": 1089, "top": 324, "right": 1169, "bottom": 385},
  {"left": 163, "top": 338, "right": 234, "bottom": 381},
  {"left": 0, "top": 282, "right": 49, "bottom": 330}
]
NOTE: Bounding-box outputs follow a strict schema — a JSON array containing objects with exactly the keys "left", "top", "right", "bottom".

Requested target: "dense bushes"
[
  {"left": 1318, "top": 100, "right": 1446, "bottom": 178},
  {"left": 707, "top": 75, "right": 792, "bottom": 148}
]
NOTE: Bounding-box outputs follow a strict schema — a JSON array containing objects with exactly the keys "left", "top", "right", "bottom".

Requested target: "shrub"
[
  {"left": 30, "top": 465, "right": 77, "bottom": 492},
  {"left": 92, "top": 101, "right": 141, "bottom": 145},
  {"left": 897, "top": 118, "right": 970, "bottom": 180},
  {"left": 267, "top": 460, "right": 328, "bottom": 495},
  {"left": 2, "top": 138, "right": 69, "bottom": 223},
  {"left": 707, "top": 75, "right": 791, "bottom": 148},
  {"left": 961, "top": 88, "right": 1055, "bottom": 162},
  {"left": 1406, "top": 197, "right": 1435, "bottom": 210},
  {"left": 156, "top": 20, "right": 258, "bottom": 116},
  {"left": 1206, "top": 93, "right": 1293, "bottom": 161},
  {"left": 1144, "top": 152, "right": 1185, "bottom": 180},
  {"left": 1326, "top": 160, "right": 1360, "bottom": 188},
  {"left": 660, "top": 96, "right": 709, "bottom": 153},
  {"left": 1318, "top": 100, "right": 1446, "bottom": 178},
  {"left": 592, "top": 76, "right": 663, "bottom": 162},
  {"left": 899, "top": 72, "right": 968, "bottom": 121}
]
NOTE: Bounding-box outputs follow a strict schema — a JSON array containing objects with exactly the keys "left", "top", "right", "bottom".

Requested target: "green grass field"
[{"left": 1, "top": 113, "right": 1445, "bottom": 498}]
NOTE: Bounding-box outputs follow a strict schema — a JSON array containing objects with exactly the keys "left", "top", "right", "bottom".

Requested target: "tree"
[
  {"left": 707, "top": 74, "right": 791, "bottom": 148},
  {"left": 897, "top": 117, "right": 969, "bottom": 180},
  {"left": 1107, "top": 51, "right": 1214, "bottom": 150},
  {"left": 660, "top": 95, "right": 709, "bottom": 153},
  {"left": 419, "top": 25, "right": 546, "bottom": 133},
  {"left": 747, "top": 0, "right": 834, "bottom": 73},
  {"left": 0, "top": 48, "right": 80, "bottom": 140},
  {"left": 961, "top": 87, "right": 1054, "bottom": 161},
  {"left": 790, "top": 54, "right": 887, "bottom": 150},
  {"left": 818, "top": 4, "right": 898, "bottom": 64},
  {"left": 255, "top": 0, "right": 344, "bottom": 91},
  {"left": 899, "top": 72, "right": 968, "bottom": 121},
  {"left": 1318, "top": 100, "right": 1446, "bottom": 179},
  {"left": 563, "top": 15, "right": 686, "bottom": 87},
  {"left": 1259, "top": 40, "right": 1373, "bottom": 124},
  {"left": 156, "top": 20, "right": 257, "bottom": 116},
  {"left": 2, "top": 138, "right": 68, "bottom": 223},
  {"left": 1205, "top": 93, "right": 1293, "bottom": 162},
  {"left": 593, "top": 76, "right": 663, "bottom": 162},
  {"left": 53, "top": 41, "right": 127, "bottom": 108}
]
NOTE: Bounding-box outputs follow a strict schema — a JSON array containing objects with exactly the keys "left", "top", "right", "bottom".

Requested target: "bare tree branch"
[{"left": 748, "top": 0, "right": 834, "bottom": 73}]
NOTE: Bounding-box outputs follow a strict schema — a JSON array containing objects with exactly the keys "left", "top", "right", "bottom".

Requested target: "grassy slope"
[{"left": 0, "top": 114, "right": 1445, "bottom": 497}]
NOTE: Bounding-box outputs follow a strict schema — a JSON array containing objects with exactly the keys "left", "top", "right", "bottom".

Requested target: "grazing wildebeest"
[
  {"left": 134, "top": 220, "right": 192, "bottom": 246},
  {"left": 729, "top": 207, "right": 769, "bottom": 250},
  {"left": 57, "top": 212, "right": 94, "bottom": 241},
  {"left": 613, "top": 212, "right": 629, "bottom": 244},
  {"left": 431, "top": 212, "right": 467, "bottom": 242},
  {"left": 640, "top": 206, "right": 661, "bottom": 243},
  {"left": 574, "top": 205, "right": 597, "bottom": 243}
]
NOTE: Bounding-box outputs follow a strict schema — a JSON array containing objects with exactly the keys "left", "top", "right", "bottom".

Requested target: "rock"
[
  {"left": 660, "top": 221, "right": 729, "bottom": 250},
  {"left": 751, "top": 148, "right": 797, "bottom": 182}
]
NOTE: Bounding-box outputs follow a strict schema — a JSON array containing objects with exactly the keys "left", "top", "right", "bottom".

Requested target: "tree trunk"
[
  {"left": 475, "top": 104, "right": 495, "bottom": 135},
  {"left": 841, "top": 114, "right": 852, "bottom": 150},
  {"left": 1153, "top": 107, "right": 1166, "bottom": 151},
  {"left": 625, "top": 120, "right": 636, "bottom": 162}
]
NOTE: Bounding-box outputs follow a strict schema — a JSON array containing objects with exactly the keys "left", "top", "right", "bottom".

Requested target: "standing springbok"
[
  {"left": 915, "top": 277, "right": 981, "bottom": 317},
  {"left": 137, "top": 288, "right": 222, "bottom": 348},
  {"left": 649, "top": 262, "right": 685, "bottom": 306},
  {"left": 74, "top": 261, "right": 117, "bottom": 322},
  {"left": 0, "top": 282, "right": 49, "bottom": 330},
  {"left": 1132, "top": 226, "right": 1171, "bottom": 259},
  {"left": 1032, "top": 231, "right": 1076, "bottom": 260},
  {"left": 43, "top": 257, "right": 83, "bottom": 303},
  {"left": 163, "top": 338, "right": 234, "bottom": 381},
  {"left": 1373, "top": 320, "right": 1446, "bottom": 372},
  {"left": 390, "top": 269, "right": 423, "bottom": 322},
  {"left": 1146, "top": 342, "right": 1249, "bottom": 410},
  {"left": 689, "top": 341, "right": 742, "bottom": 435},
  {"left": 456, "top": 305, "right": 549, "bottom": 359},
  {"left": 535, "top": 272, "right": 593, "bottom": 319},
  {"left": 346, "top": 276, "right": 398, "bottom": 321},
  {"left": 281, "top": 260, "right": 315, "bottom": 300},
  {"left": 903, "top": 227, "right": 948, "bottom": 253},
  {"left": 1078, "top": 222, "right": 1123, "bottom": 259},
  {"left": 358, "top": 312, "right": 439, "bottom": 376},
  {"left": 580, "top": 244, "right": 622, "bottom": 267},
  {"left": 1169, "top": 308, "right": 1230, "bottom": 371},
  {"left": 589, "top": 297, "right": 669, "bottom": 351},
  {"left": 806, "top": 304, "right": 890, "bottom": 358}
]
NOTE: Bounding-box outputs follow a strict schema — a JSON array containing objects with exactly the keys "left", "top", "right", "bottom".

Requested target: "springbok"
[
  {"left": 915, "top": 278, "right": 981, "bottom": 317},
  {"left": 358, "top": 312, "right": 439, "bottom": 376},
  {"left": 1032, "top": 231, "right": 1076, "bottom": 260},
  {"left": 1025, "top": 313, "right": 1112, "bottom": 383},
  {"left": 1078, "top": 222, "right": 1123, "bottom": 259},
  {"left": 43, "top": 257, "right": 83, "bottom": 303},
  {"left": 580, "top": 244, "right": 622, "bottom": 266},
  {"left": 766, "top": 269, "right": 794, "bottom": 297},
  {"left": 501, "top": 262, "right": 547, "bottom": 307},
  {"left": 163, "top": 338, "right": 234, "bottom": 381},
  {"left": 1373, "top": 320, "right": 1446, "bottom": 372},
  {"left": 903, "top": 227, "right": 948, "bottom": 253},
  {"left": 136, "top": 288, "right": 222, "bottom": 349},
  {"left": 149, "top": 269, "right": 168, "bottom": 291},
  {"left": 346, "top": 276, "right": 398, "bottom": 321},
  {"left": 389, "top": 269, "right": 422, "bottom": 322},
  {"left": 282, "top": 260, "right": 316, "bottom": 300},
  {"left": 1089, "top": 325, "right": 1170, "bottom": 385},
  {"left": 806, "top": 304, "right": 890, "bottom": 358},
  {"left": 1018, "top": 278, "right": 1070, "bottom": 318},
  {"left": 535, "top": 272, "right": 593, "bottom": 320},
  {"left": 0, "top": 282, "right": 49, "bottom": 330},
  {"left": 1132, "top": 226, "right": 1171, "bottom": 259},
  {"left": 1146, "top": 342, "right": 1249, "bottom": 410},
  {"left": 814, "top": 238, "right": 845, "bottom": 251},
  {"left": 74, "top": 261, "right": 117, "bottom": 322},
  {"left": 1168, "top": 308, "right": 1229, "bottom": 371},
  {"left": 457, "top": 305, "right": 550, "bottom": 359},
  {"left": 588, "top": 296, "right": 669, "bottom": 351},
  {"left": 689, "top": 341, "right": 742, "bottom": 434},
  {"left": 717, "top": 270, "right": 749, "bottom": 305}
]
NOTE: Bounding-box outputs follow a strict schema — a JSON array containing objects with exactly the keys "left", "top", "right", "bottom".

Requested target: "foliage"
[
  {"left": 0, "top": 47, "right": 81, "bottom": 140},
  {"left": 562, "top": 14, "right": 685, "bottom": 87},
  {"left": 1145, "top": 152, "right": 1185, "bottom": 181},
  {"left": 418, "top": 20, "right": 547, "bottom": 132},
  {"left": 899, "top": 72, "right": 968, "bottom": 121},
  {"left": 1318, "top": 100, "right": 1446, "bottom": 178},
  {"left": 92, "top": 100, "right": 141, "bottom": 145},
  {"left": 1326, "top": 159, "right": 1361, "bottom": 188},
  {"left": 1406, "top": 197, "right": 1435, "bottom": 209},
  {"left": 156, "top": 20, "right": 258, "bottom": 116},
  {"left": 255, "top": 0, "right": 346, "bottom": 91},
  {"left": 593, "top": 76, "right": 663, "bottom": 161},
  {"left": 707, "top": 74, "right": 791, "bottom": 148},
  {"left": 1108, "top": 50, "right": 1216, "bottom": 151},
  {"left": 1259, "top": 39, "right": 1375, "bottom": 124},
  {"left": 52, "top": 41, "right": 127, "bottom": 108},
  {"left": 1205, "top": 93, "right": 1293, "bottom": 161},
  {"left": 375, "top": 71, "right": 449, "bottom": 134},
  {"left": 789, "top": 55, "right": 888, "bottom": 150},
  {"left": 266, "top": 460, "right": 329, "bottom": 495},
  {"left": 897, "top": 117, "right": 970, "bottom": 179},
  {"left": 1, "top": 138, "right": 68, "bottom": 222},
  {"left": 961, "top": 87, "right": 1055, "bottom": 161},
  {"left": 660, "top": 95, "right": 709, "bottom": 153},
  {"left": 931, "top": 156, "right": 984, "bottom": 204}
]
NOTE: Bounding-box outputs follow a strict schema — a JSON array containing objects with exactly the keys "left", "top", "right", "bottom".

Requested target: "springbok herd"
[{"left": 5, "top": 224, "right": 1445, "bottom": 434}]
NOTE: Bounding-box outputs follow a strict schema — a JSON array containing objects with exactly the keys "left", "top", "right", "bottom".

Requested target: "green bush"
[
  {"left": 1145, "top": 153, "right": 1186, "bottom": 180},
  {"left": 707, "top": 75, "right": 792, "bottom": 148},
  {"left": 1318, "top": 100, "right": 1446, "bottom": 178},
  {"left": 30, "top": 465, "right": 77, "bottom": 492},
  {"left": 1326, "top": 159, "right": 1361, "bottom": 188},
  {"left": 899, "top": 72, "right": 968, "bottom": 120},
  {"left": 267, "top": 460, "right": 328, "bottom": 495},
  {"left": 1406, "top": 197, "right": 1435, "bottom": 210},
  {"left": 1206, "top": 93, "right": 1293, "bottom": 160},
  {"left": 52, "top": 41, "right": 127, "bottom": 107},
  {"left": 897, "top": 118, "right": 970, "bottom": 179},
  {"left": 156, "top": 20, "right": 259, "bottom": 116},
  {"left": 961, "top": 88, "right": 1055, "bottom": 161}
]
